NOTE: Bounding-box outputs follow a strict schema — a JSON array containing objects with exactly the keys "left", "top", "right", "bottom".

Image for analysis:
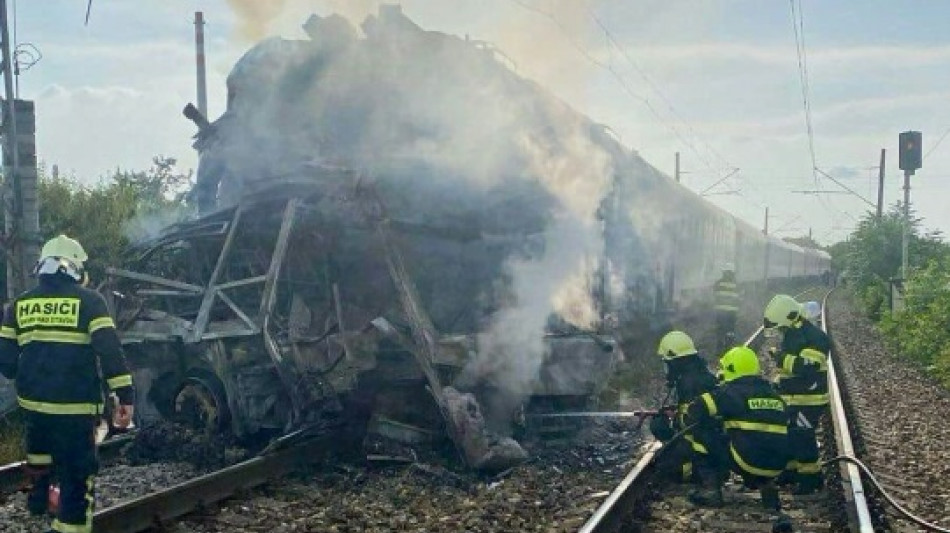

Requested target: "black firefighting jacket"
[
  {"left": 666, "top": 354, "right": 718, "bottom": 408},
  {"left": 0, "top": 275, "right": 134, "bottom": 415},
  {"left": 687, "top": 375, "right": 789, "bottom": 477},
  {"left": 774, "top": 318, "right": 830, "bottom": 408},
  {"left": 666, "top": 354, "right": 718, "bottom": 454}
]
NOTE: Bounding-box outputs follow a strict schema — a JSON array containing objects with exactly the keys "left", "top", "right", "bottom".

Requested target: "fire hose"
[
  {"left": 653, "top": 427, "right": 950, "bottom": 532},
  {"left": 821, "top": 455, "right": 950, "bottom": 533}
]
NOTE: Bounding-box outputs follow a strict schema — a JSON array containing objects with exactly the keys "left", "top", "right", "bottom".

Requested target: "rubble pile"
[
  {"left": 124, "top": 421, "right": 249, "bottom": 470},
  {"left": 173, "top": 421, "right": 642, "bottom": 533}
]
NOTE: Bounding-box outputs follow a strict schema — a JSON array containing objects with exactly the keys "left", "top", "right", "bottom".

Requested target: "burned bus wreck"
[{"left": 103, "top": 169, "right": 621, "bottom": 470}]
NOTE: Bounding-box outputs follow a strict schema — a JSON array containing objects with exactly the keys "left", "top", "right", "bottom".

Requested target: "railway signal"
[
  {"left": 899, "top": 131, "right": 922, "bottom": 174},
  {"left": 898, "top": 130, "right": 921, "bottom": 280}
]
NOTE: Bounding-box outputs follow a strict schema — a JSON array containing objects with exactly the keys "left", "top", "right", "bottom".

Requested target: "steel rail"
[
  {"left": 577, "top": 324, "right": 766, "bottom": 533},
  {"left": 0, "top": 432, "right": 135, "bottom": 492},
  {"left": 92, "top": 434, "right": 331, "bottom": 533},
  {"left": 821, "top": 289, "right": 874, "bottom": 532}
]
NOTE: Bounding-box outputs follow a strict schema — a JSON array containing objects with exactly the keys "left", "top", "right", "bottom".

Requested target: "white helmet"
[
  {"left": 763, "top": 294, "right": 802, "bottom": 329},
  {"left": 34, "top": 234, "right": 88, "bottom": 283}
]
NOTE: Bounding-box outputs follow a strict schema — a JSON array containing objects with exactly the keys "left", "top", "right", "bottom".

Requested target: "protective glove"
[
  {"left": 113, "top": 404, "right": 134, "bottom": 429},
  {"left": 768, "top": 347, "right": 784, "bottom": 367},
  {"left": 649, "top": 413, "right": 675, "bottom": 441}
]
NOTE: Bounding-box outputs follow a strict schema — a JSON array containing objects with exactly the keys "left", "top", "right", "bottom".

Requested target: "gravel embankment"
[
  {"left": 829, "top": 290, "right": 950, "bottom": 530},
  {"left": 171, "top": 421, "right": 641, "bottom": 533}
]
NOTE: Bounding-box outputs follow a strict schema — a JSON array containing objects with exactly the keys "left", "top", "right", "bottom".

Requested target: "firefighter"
[
  {"left": 0, "top": 235, "right": 134, "bottom": 533},
  {"left": 649, "top": 330, "right": 718, "bottom": 482},
  {"left": 713, "top": 265, "right": 739, "bottom": 355},
  {"left": 763, "top": 294, "right": 830, "bottom": 494},
  {"left": 685, "top": 346, "right": 788, "bottom": 514}
]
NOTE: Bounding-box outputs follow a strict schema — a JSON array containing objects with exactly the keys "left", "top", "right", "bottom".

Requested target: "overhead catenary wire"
[
  {"left": 923, "top": 126, "right": 950, "bottom": 161},
  {"left": 511, "top": 0, "right": 732, "bottom": 185},
  {"left": 586, "top": 8, "right": 734, "bottom": 176},
  {"left": 786, "top": 0, "right": 866, "bottom": 234},
  {"left": 789, "top": 0, "right": 817, "bottom": 183}
]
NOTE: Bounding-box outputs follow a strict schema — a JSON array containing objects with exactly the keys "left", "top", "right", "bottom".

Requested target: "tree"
[
  {"left": 831, "top": 202, "right": 948, "bottom": 319},
  {"left": 25, "top": 157, "right": 194, "bottom": 289}
]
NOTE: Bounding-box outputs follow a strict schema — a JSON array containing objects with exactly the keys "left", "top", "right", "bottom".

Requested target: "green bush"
[
  {"left": 832, "top": 203, "right": 948, "bottom": 321},
  {"left": 831, "top": 204, "right": 950, "bottom": 386},
  {"left": 880, "top": 261, "right": 950, "bottom": 375}
]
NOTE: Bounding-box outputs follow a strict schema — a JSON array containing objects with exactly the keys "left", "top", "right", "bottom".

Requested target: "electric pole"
[
  {"left": 877, "top": 148, "right": 885, "bottom": 218},
  {"left": 1, "top": 0, "right": 22, "bottom": 298},
  {"left": 763, "top": 207, "right": 770, "bottom": 287},
  {"left": 1, "top": 0, "right": 39, "bottom": 298},
  {"left": 674, "top": 151, "right": 680, "bottom": 183}
]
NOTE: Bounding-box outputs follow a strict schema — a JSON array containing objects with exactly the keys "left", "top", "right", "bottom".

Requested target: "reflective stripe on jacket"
[
  {"left": 714, "top": 279, "right": 739, "bottom": 313},
  {"left": 0, "top": 277, "right": 134, "bottom": 415},
  {"left": 775, "top": 319, "right": 830, "bottom": 406},
  {"left": 688, "top": 376, "right": 789, "bottom": 477}
]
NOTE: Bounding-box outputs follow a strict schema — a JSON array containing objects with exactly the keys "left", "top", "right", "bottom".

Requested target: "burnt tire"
[{"left": 173, "top": 371, "right": 230, "bottom": 434}]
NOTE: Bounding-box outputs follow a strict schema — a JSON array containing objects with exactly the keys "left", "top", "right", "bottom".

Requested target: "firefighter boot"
[
  {"left": 794, "top": 472, "right": 822, "bottom": 495},
  {"left": 771, "top": 513, "right": 795, "bottom": 533},
  {"left": 25, "top": 467, "right": 51, "bottom": 517},
  {"left": 688, "top": 485, "right": 723, "bottom": 507},
  {"left": 687, "top": 465, "right": 724, "bottom": 507},
  {"left": 759, "top": 481, "right": 781, "bottom": 512}
]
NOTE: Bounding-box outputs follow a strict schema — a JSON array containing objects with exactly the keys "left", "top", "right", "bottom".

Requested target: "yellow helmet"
[
  {"left": 719, "top": 346, "right": 760, "bottom": 382},
  {"left": 657, "top": 330, "right": 697, "bottom": 359},
  {"left": 35, "top": 234, "right": 88, "bottom": 282},
  {"left": 763, "top": 294, "right": 802, "bottom": 329}
]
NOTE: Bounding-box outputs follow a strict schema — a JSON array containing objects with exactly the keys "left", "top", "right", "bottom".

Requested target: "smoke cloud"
[
  {"left": 200, "top": 7, "right": 625, "bottom": 423},
  {"left": 225, "top": 0, "right": 290, "bottom": 40}
]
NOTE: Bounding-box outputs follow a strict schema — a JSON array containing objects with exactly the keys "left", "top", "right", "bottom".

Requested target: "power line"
[
  {"left": 508, "top": 0, "right": 737, "bottom": 187},
  {"left": 923, "top": 126, "right": 950, "bottom": 160},
  {"left": 789, "top": 0, "right": 818, "bottom": 183},
  {"left": 699, "top": 167, "right": 740, "bottom": 196},
  {"left": 586, "top": 8, "right": 733, "bottom": 175},
  {"left": 786, "top": 0, "right": 863, "bottom": 228}
]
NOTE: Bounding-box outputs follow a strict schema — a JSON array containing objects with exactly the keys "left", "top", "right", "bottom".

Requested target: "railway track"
[
  {"left": 579, "top": 289, "right": 874, "bottom": 533},
  {"left": 0, "top": 432, "right": 135, "bottom": 494}
]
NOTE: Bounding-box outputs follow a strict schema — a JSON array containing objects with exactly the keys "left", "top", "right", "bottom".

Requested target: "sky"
[{"left": 9, "top": 0, "right": 950, "bottom": 245}]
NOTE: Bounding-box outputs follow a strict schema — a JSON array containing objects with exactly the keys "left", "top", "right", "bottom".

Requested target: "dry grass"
[{"left": 0, "top": 413, "right": 23, "bottom": 464}]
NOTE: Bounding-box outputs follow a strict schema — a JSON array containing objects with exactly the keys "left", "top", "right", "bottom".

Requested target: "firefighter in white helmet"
[
  {"left": 764, "top": 294, "right": 830, "bottom": 495},
  {"left": 0, "top": 235, "right": 134, "bottom": 533}
]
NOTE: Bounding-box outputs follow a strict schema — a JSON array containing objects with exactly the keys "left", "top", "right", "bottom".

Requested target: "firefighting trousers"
[
  {"left": 24, "top": 411, "right": 98, "bottom": 533},
  {"left": 714, "top": 311, "right": 737, "bottom": 354},
  {"left": 659, "top": 415, "right": 715, "bottom": 483},
  {"left": 787, "top": 405, "right": 825, "bottom": 489},
  {"left": 697, "top": 430, "right": 785, "bottom": 491}
]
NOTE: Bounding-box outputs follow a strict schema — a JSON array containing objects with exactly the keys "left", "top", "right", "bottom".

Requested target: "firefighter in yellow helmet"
[
  {"left": 649, "top": 331, "right": 718, "bottom": 483},
  {"left": 684, "top": 346, "right": 789, "bottom": 515},
  {"left": 764, "top": 294, "right": 830, "bottom": 494},
  {"left": 0, "top": 235, "right": 134, "bottom": 533}
]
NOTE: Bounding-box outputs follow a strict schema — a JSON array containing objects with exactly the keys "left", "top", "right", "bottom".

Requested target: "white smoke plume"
[
  {"left": 205, "top": 6, "right": 620, "bottom": 419},
  {"left": 225, "top": 0, "right": 290, "bottom": 40}
]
